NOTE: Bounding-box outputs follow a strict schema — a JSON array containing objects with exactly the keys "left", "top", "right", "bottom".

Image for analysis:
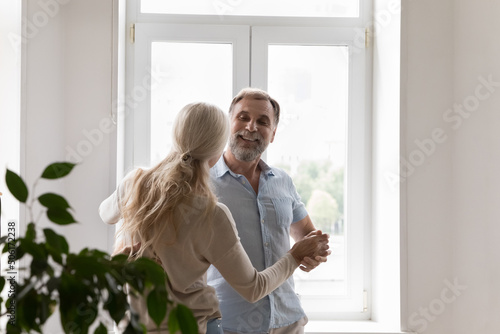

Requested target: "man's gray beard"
[{"left": 229, "top": 134, "right": 267, "bottom": 162}]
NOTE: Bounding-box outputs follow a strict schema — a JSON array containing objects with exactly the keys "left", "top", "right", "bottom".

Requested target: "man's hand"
[
  {"left": 288, "top": 231, "right": 330, "bottom": 267},
  {"left": 298, "top": 230, "right": 331, "bottom": 272}
]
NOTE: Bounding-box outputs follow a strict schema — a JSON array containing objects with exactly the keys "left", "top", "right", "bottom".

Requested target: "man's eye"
[{"left": 238, "top": 116, "right": 249, "bottom": 121}]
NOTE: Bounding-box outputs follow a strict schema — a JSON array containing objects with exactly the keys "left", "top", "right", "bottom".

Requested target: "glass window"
[
  {"left": 266, "top": 45, "right": 349, "bottom": 309},
  {"left": 150, "top": 42, "right": 233, "bottom": 165}
]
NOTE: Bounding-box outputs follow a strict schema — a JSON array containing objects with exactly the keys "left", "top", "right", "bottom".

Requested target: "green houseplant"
[{"left": 0, "top": 162, "right": 198, "bottom": 334}]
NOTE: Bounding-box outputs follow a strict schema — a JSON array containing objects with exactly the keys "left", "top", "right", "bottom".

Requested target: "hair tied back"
[{"left": 181, "top": 152, "right": 192, "bottom": 164}]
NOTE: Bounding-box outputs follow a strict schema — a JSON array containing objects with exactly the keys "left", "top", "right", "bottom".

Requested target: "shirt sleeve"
[
  {"left": 207, "top": 204, "right": 299, "bottom": 303},
  {"left": 287, "top": 174, "right": 308, "bottom": 223}
]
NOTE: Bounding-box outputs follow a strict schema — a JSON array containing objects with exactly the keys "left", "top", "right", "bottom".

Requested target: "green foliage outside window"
[{"left": 276, "top": 160, "right": 344, "bottom": 235}]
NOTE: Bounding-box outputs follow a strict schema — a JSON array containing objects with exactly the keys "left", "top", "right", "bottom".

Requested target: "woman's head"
[
  {"left": 172, "top": 102, "right": 229, "bottom": 165},
  {"left": 119, "top": 102, "right": 229, "bottom": 258}
]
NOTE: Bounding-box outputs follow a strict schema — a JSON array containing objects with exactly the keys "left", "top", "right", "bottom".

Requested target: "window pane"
[
  {"left": 150, "top": 42, "right": 233, "bottom": 165},
  {"left": 267, "top": 45, "right": 349, "bottom": 303},
  {"left": 141, "top": 0, "right": 359, "bottom": 18}
]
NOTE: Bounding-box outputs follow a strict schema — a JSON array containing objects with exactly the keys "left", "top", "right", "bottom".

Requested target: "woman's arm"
[
  {"left": 208, "top": 204, "right": 329, "bottom": 303},
  {"left": 211, "top": 242, "right": 298, "bottom": 303},
  {"left": 99, "top": 189, "right": 121, "bottom": 225}
]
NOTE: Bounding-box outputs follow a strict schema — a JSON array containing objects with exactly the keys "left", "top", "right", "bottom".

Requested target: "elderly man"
[{"left": 208, "top": 88, "right": 330, "bottom": 334}]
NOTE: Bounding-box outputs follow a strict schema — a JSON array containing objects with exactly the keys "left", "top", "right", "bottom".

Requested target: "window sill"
[{"left": 305, "top": 321, "right": 414, "bottom": 334}]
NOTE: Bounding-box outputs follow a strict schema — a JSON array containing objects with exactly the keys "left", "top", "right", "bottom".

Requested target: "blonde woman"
[{"left": 99, "top": 102, "right": 329, "bottom": 334}]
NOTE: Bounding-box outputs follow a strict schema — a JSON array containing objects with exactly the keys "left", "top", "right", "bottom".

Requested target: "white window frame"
[{"left": 124, "top": 0, "right": 375, "bottom": 324}]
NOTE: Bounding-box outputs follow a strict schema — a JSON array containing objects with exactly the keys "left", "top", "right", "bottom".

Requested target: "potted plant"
[{"left": 0, "top": 162, "right": 197, "bottom": 334}]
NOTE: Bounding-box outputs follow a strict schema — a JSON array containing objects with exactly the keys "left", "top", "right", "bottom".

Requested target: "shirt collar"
[{"left": 211, "top": 153, "right": 275, "bottom": 178}]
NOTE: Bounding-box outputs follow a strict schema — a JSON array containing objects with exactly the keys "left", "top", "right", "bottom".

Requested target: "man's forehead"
[{"left": 234, "top": 97, "right": 273, "bottom": 115}]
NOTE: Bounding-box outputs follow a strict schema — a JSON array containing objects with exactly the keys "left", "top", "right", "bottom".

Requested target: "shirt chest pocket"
[{"left": 270, "top": 197, "right": 294, "bottom": 228}]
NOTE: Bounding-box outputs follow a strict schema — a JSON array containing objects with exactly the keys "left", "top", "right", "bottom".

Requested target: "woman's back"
[{"left": 154, "top": 200, "right": 239, "bottom": 323}]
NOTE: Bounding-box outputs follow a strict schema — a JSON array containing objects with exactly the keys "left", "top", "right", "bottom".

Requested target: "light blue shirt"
[{"left": 207, "top": 155, "right": 308, "bottom": 333}]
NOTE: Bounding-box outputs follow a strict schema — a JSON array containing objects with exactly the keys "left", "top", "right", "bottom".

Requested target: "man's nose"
[{"left": 246, "top": 120, "right": 257, "bottom": 132}]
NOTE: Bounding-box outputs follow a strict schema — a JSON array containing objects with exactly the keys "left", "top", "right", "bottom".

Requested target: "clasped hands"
[
  {"left": 288, "top": 230, "right": 331, "bottom": 272},
  {"left": 115, "top": 230, "right": 332, "bottom": 273}
]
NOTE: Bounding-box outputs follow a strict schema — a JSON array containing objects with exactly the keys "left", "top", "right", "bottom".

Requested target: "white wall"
[
  {"left": 403, "top": 0, "right": 500, "bottom": 333},
  {"left": 402, "top": 0, "right": 455, "bottom": 333},
  {"left": 451, "top": 1, "right": 500, "bottom": 333},
  {"left": 21, "top": 1, "right": 115, "bottom": 330},
  {"left": 22, "top": 0, "right": 115, "bottom": 253},
  {"left": 0, "top": 0, "right": 22, "bottom": 224}
]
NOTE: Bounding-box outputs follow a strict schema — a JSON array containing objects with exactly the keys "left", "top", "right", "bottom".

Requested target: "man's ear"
[{"left": 270, "top": 126, "right": 277, "bottom": 143}]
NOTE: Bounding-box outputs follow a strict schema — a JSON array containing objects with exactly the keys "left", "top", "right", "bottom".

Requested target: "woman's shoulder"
[
  {"left": 214, "top": 202, "right": 234, "bottom": 220},
  {"left": 211, "top": 202, "right": 240, "bottom": 243}
]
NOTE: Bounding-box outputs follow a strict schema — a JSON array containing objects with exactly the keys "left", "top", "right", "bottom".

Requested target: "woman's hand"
[
  {"left": 288, "top": 231, "right": 330, "bottom": 267},
  {"left": 298, "top": 230, "right": 332, "bottom": 272}
]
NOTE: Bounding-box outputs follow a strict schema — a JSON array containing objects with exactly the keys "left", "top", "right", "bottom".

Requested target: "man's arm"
[
  {"left": 290, "top": 215, "right": 316, "bottom": 242},
  {"left": 290, "top": 215, "right": 331, "bottom": 272}
]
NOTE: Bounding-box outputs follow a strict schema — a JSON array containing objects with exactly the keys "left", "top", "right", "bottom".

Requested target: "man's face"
[{"left": 228, "top": 97, "right": 277, "bottom": 162}]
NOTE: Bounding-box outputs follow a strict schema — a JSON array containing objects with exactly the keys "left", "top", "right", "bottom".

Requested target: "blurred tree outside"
[{"left": 275, "top": 160, "right": 344, "bottom": 235}]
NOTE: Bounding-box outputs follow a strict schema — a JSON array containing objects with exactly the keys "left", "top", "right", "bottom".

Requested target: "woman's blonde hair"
[{"left": 117, "top": 102, "right": 230, "bottom": 259}]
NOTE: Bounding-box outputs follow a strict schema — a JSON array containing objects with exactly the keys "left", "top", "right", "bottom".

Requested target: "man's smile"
[{"left": 239, "top": 135, "right": 259, "bottom": 143}]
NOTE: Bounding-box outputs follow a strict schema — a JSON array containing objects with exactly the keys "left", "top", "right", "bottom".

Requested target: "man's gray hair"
[{"left": 228, "top": 88, "right": 280, "bottom": 127}]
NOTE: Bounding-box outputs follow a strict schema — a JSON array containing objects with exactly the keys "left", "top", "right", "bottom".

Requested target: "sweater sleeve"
[
  {"left": 207, "top": 204, "right": 299, "bottom": 303},
  {"left": 99, "top": 169, "right": 137, "bottom": 225},
  {"left": 99, "top": 188, "right": 121, "bottom": 225},
  {"left": 213, "top": 244, "right": 298, "bottom": 303}
]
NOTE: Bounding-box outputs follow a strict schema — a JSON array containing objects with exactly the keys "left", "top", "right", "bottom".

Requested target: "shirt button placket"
[{"left": 258, "top": 199, "right": 270, "bottom": 266}]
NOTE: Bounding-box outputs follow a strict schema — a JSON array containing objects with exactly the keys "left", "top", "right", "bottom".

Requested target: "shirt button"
[
  {"left": 265, "top": 242, "right": 269, "bottom": 247},
  {"left": 261, "top": 219, "right": 264, "bottom": 223}
]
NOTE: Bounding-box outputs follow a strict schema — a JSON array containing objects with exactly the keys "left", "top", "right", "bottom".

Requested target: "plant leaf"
[
  {"left": 124, "top": 312, "right": 146, "bottom": 334},
  {"left": 177, "top": 304, "right": 198, "bottom": 334},
  {"left": 66, "top": 253, "right": 108, "bottom": 277},
  {"left": 18, "top": 289, "right": 40, "bottom": 332},
  {"left": 5, "top": 169, "right": 28, "bottom": 202},
  {"left": 44, "top": 228, "right": 69, "bottom": 255},
  {"left": 25, "top": 222, "right": 36, "bottom": 242},
  {"left": 146, "top": 288, "right": 168, "bottom": 328},
  {"left": 46, "top": 277, "right": 60, "bottom": 293},
  {"left": 134, "top": 257, "right": 167, "bottom": 286},
  {"left": 39, "top": 294, "right": 56, "bottom": 325},
  {"left": 58, "top": 273, "right": 80, "bottom": 334},
  {"left": 105, "top": 290, "right": 128, "bottom": 325},
  {"left": 94, "top": 322, "right": 108, "bottom": 334},
  {"left": 168, "top": 307, "right": 180, "bottom": 334},
  {"left": 39, "top": 193, "right": 71, "bottom": 209},
  {"left": 47, "top": 207, "right": 77, "bottom": 225},
  {"left": 19, "top": 239, "right": 46, "bottom": 261},
  {"left": 41, "top": 162, "right": 76, "bottom": 179}
]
